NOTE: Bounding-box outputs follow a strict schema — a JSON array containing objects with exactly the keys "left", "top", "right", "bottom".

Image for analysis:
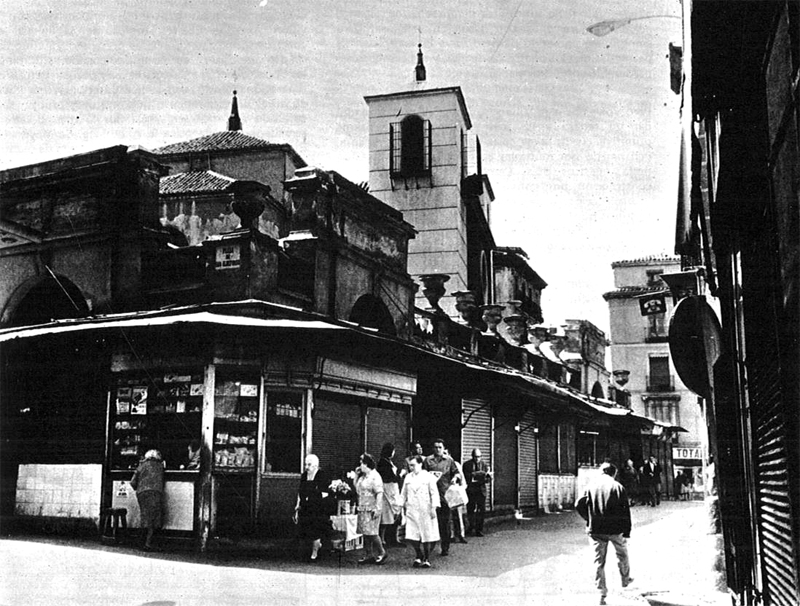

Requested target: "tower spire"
[
  {"left": 415, "top": 43, "right": 426, "bottom": 82},
  {"left": 228, "top": 90, "right": 242, "bottom": 131}
]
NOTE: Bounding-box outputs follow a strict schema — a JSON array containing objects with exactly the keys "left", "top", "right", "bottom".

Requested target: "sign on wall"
[
  {"left": 673, "top": 446, "right": 704, "bottom": 461},
  {"left": 639, "top": 293, "right": 667, "bottom": 316},
  {"left": 216, "top": 244, "right": 241, "bottom": 270}
]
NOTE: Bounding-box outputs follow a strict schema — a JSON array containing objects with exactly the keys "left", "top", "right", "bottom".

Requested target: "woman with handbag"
[
  {"left": 447, "top": 451, "right": 468, "bottom": 544},
  {"left": 400, "top": 454, "right": 441, "bottom": 568},
  {"left": 354, "top": 453, "right": 387, "bottom": 565}
]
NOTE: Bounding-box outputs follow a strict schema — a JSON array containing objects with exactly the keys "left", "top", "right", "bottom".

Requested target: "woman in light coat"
[
  {"left": 400, "top": 454, "right": 440, "bottom": 568},
  {"left": 354, "top": 453, "right": 387, "bottom": 564}
]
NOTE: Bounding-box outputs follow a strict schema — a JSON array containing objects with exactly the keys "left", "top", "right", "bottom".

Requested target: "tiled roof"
[
  {"left": 611, "top": 254, "right": 680, "bottom": 268},
  {"left": 153, "top": 131, "right": 280, "bottom": 155},
  {"left": 160, "top": 171, "right": 236, "bottom": 195},
  {"left": 602, "top": 285, "right": 669, "bottom": 300}
]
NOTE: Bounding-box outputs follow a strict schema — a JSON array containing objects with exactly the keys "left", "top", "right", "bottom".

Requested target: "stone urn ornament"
[
  {"left": 480, "top": 304, "right": 504, "bottom": 335},
  {"left": 419, "top": 274, "right": 450, "bottom": 313},
  {"left": 453, "top": 290, "right": 478, "bottom": 325},
  {"left": 503, "top": 315, "right": 527, "bottom": 346}
]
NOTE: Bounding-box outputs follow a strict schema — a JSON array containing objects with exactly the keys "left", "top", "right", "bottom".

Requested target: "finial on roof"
[
  {"left": 228, "top": 90, "right": 242, "bottom": 131},
  {"left": 415, "top": 43, "right": 426, "bottom": 82}
]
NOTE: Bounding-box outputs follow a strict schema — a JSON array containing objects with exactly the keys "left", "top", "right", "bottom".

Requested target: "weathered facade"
[
  {"left": 603, "top": 255, "right": 706, "bottom": 498},
  {"left": 681, "top": 2, "right": 800, "bottom": 604}
]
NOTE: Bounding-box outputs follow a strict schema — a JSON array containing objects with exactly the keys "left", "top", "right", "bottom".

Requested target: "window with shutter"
[{"left": 389, "top": 115, "right": 431, "bottom": 178}]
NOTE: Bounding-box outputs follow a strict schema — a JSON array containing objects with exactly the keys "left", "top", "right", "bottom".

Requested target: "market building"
[{"left": 0, "top": 51, "right": 680, "bottom": 551}]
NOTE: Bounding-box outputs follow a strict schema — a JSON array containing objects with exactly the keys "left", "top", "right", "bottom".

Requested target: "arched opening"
[
  {"left": 3, "top": 275, "right": 89, "bottom": 327},
  {"left": 591, "top": 382, "right": 605, "bottom": 399},
  {"left": 349, "top": 295, "right": 396, "bottom": 336}
]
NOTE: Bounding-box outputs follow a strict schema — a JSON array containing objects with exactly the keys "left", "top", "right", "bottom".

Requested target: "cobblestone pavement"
[{"left": 0, "top": 501, "right": 728, "bottom": 606}]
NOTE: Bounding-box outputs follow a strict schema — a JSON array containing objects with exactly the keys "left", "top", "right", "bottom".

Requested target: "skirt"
[
  {"left": 136, "top": 490, "right": 163, "bottom": 530},
  {"left": 356, "top": 508, "right": 381, "bottom": 536},
  {"left": 380, "top": 483, "right": 401, "bottom": 525}
]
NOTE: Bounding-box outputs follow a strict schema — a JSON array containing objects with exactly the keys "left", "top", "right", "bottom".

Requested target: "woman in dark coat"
[
  {"left": 130, "top": 449, "right": 165, "bottom": 550},
  {"left": 293, "top": 453, "right": 331, "bottom": 561}
]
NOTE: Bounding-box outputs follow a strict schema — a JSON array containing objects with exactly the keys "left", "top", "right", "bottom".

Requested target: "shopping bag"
[{"left": 445, "top": 483, "right": 468, "bottom": 509}]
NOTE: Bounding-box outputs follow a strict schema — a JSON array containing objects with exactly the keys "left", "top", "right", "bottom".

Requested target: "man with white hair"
[{"left": 576, "top": 462, "right": 634, "bottom": 605}]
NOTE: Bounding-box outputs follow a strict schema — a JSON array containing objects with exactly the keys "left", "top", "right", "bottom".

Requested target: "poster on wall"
[
  {"left": 131, "top": 387, "right": 148, "bottom": 415},
  {"left": 240, "top": 384, "right": 258, "bottom": 397}
]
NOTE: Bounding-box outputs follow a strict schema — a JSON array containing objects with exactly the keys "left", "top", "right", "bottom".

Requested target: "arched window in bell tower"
[{"left": 390, "top": 114, "right": 431, "bottom": 178}]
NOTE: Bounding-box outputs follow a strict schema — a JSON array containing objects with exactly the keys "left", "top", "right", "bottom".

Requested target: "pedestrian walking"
[
  {"left": 445, "top": 449, "right": 468, "bottom": 544},
  {"left": 618, "top": 459, "right": 638, "bottom": 506},
  {"left": 354, "top": 453, "right": 387, "bottom": 565},
  {"left": 642, "top": 456, "right": 662, "bottom": 506},
  {"left": 423, "top": 438, "right": 461, "bottom": 556},
  {"left": 376, "top": 443, "right": 402, "bottom": 546},
  {"left": 576, "top": 462, "right": 634, "bottom": 605},
  {"left": 400, "top": 454, "right": 440, "bottom": 568},
  {"left": 130, "top": 448, "right": 165, "bottom": 551},
  {"left": 292, "top": 454, "right": 331, "bottom": 562},
  {"left": 463, "top": 448, "right": 491, "bottom": 536}
]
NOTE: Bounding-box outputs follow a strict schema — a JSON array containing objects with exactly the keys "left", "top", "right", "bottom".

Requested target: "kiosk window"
[
  {"left": 111, "top": 372, "right": 203, "bottom": 470},
  {"left": 264, "top": 391, "right": 303, "bottom": 474}
]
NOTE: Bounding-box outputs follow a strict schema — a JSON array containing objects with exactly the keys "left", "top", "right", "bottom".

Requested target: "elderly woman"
[
  {"left": 377, "top": 442, "right": 402, "bottom": 546},
  {"left": 354, "top": 453, "right": 387, "bottom": 564},
  {"left": 130, "top": 449, "right": 165, "bottom": 551},
  {"left": 293, "top": 454, "right": 331, "bottom": 561},
  {"left": 401, "top": 454, "right": 440, "bottom": 568}
]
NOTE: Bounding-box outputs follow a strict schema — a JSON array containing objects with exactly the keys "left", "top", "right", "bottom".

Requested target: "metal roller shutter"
[
  {"left": 313, "top": 397, "right": 362, "bottom": 479},
  {"left": 744, "top": 229, "right": 800, "bottom": 606},
  {"left": 519, "top": 410, "right": 538, "bottom": 508},
  {"left": 366, "top": 406, "right": 409, "bottom": 461},
  {"left": 462, "top": 399, "right": 492, "bottom": 510}
]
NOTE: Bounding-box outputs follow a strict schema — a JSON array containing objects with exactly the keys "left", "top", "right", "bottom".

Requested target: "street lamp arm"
[{"left": 586, "top": 14, "right": 681, "bottom": 37}]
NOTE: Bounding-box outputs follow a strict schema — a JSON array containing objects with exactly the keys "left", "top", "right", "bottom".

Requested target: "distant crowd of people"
[
  {"left": 615, "top": 456, "right": 694, "bottom": 507},
  {"left": 294, "top": 439, "right": 492, "bottom": 568}
]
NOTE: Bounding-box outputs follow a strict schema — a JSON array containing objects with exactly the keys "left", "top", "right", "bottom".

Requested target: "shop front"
[
  {"left": 672, "top": 445, "right": 704, "bottom": 498},
  {"left": 108, "top": 332, "right": 417, "bottom": 546}
]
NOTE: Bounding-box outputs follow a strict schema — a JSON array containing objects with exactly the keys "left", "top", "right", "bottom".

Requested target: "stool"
[{"left": 100, "top": 507, "right": 127, "bottom": 544}]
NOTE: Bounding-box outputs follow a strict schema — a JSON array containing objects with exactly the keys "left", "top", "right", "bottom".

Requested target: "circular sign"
[{"left": 668, "top": 296, "right": 722, "bottom": 399}]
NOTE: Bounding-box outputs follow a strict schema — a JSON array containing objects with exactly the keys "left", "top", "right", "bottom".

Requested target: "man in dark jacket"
[{"left": 576, "top": 462, "right": 634, "bottom": 605}]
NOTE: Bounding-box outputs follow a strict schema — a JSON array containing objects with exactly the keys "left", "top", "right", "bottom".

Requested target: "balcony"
[
  {"left": 643, "top": 326, "right": 669, "bottom": 343},
  {"left": 646, "top": 374, "right": 675, "bottom": 392}
]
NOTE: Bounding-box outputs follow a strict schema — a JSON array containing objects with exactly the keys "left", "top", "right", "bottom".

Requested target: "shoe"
[
  {"left": 457, "top": 537, "right": 468, "bottom": 544},
  {"left": 422, "top": 560, "right": 431, "bottom": 568},
  {"left": 475, "top": 531, "right": 484, "bottom": 537},
  {"left": 374, "top": 554, "right": 388, "bottom": 565},
  {"left": 412, "top": 558, "right": 422, "bottom": 568},
  {"left": 357, "top": 556, "right": 375, "bottom": 565},
  {"left": 599, "top": 596, "right": 607, "bottom": 605},
  {"left": 622, "top": 577, "right": 634, "bottom": 588},
  {"left": 440, "top": 550, "right": 449, "bottom": 556}
]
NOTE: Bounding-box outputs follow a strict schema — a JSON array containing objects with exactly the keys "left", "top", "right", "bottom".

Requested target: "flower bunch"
[{"left": 329, "top": 479, "right": 351, "bottom": 495}]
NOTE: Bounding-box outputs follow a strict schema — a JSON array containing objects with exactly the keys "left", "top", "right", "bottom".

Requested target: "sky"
[{"left": 0, "top": 0, "right": 683, "bottom": 334}]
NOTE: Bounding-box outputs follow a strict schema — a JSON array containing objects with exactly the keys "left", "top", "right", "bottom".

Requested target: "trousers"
[
  {"left": 589, "top": 533, "right": 631, "bottom": 596},
  {"left": 466, "top": 488, "right": 486, "bottom": 532},
  {"left": 435, "top": 505, "right": 451, "bottom": 553}
]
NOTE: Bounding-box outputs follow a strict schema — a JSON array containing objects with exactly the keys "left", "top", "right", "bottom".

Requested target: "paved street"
[{"left": 0, "top": 501, "right": 726, "bottom": 606}]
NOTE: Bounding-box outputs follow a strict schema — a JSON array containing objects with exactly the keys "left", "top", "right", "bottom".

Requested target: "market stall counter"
[{"left": 111, "top": 470, "right": 197, "bottom": 531}]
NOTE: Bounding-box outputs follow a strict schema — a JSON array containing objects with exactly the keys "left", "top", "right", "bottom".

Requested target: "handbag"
[{"left": 444, "top": 483, "right": 468, "bottom": 509}]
